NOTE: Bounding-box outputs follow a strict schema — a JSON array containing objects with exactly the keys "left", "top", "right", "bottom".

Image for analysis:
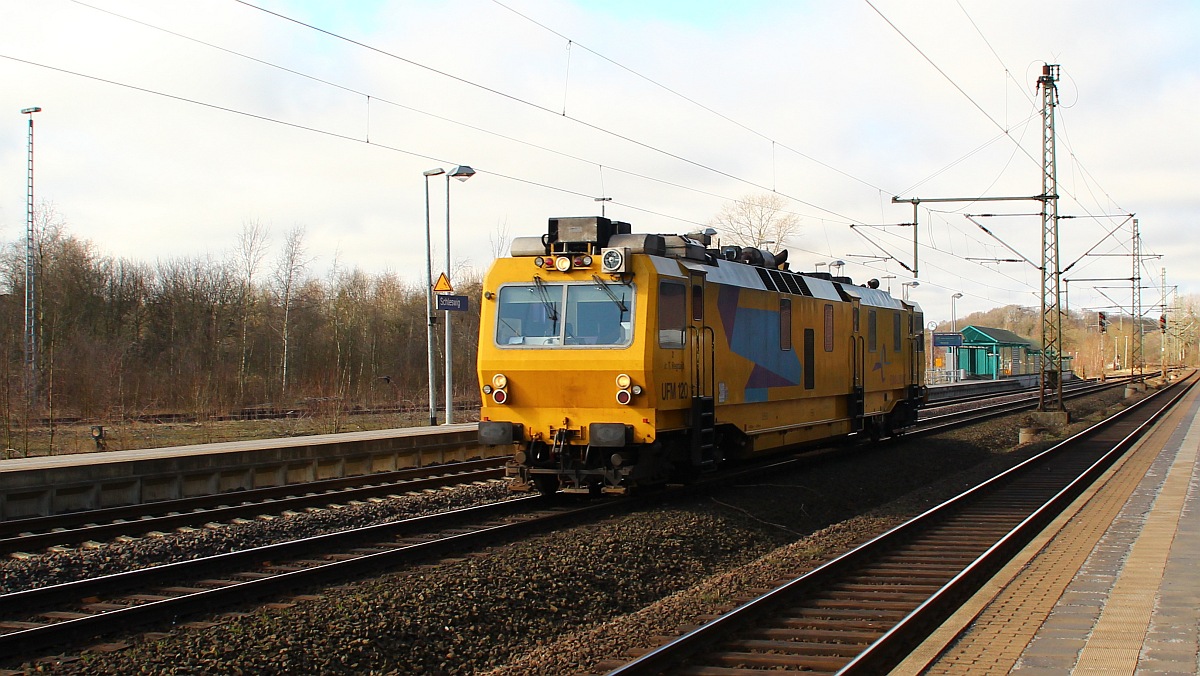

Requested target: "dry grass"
[{"left": 2, "top": 409, "right": 482, "bottom": 459}]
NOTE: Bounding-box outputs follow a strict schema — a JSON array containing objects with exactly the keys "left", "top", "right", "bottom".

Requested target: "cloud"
[{"left": 1, "top": 0, "right": 1197, "bottom": 324}]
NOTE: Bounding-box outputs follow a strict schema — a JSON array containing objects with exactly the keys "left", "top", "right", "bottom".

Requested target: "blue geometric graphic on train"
[{"left": 717, "top": 285, "right": 801, "bottom": 395}]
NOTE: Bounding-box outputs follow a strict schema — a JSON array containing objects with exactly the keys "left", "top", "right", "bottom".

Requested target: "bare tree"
[
  {"left": 236, "top": 221, "right": 269, "bottom": 403},
  {"left": 709, "top": 193, "right": 801, "bottom": 250},
  {"left": 272, "top": 226, "right": 312, "bottom": 397},
  {"left": 488, "top": 218, "right": 511, "bottom": 260}
]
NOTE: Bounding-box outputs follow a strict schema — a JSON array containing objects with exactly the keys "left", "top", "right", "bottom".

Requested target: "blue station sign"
[
  {"left": 932, "top": 332, "right": 963, "bottom": 347},
  {"left": 436, "top": 294, "right": 469, "bottom": 312}
]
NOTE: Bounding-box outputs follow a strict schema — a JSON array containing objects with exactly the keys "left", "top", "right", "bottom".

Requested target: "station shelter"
[{"left": 956, "top": 326, "right": 1042, "bottom": 379}]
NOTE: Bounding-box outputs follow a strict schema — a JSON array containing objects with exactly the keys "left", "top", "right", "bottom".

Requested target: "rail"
[{"left": 607, "top": 374, "right": 1193, "bottom": 674}]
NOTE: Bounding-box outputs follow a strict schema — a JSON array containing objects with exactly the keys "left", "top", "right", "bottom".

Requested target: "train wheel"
[
  {"left": 867, "top": 419, "right": 882, "bottom": 442},
  {"left": 532, "top": 474, "right": 560, "bottom": 497}
]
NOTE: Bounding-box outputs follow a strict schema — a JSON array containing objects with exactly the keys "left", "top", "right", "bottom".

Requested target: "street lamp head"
[
  {"left": 952, "top": 292, "right": 963, "bottom": 299},
  {"left": 449, "top": 165, "right": 475, "bottom": 181},
  {"left": 20, "top": 107, "right": 41, "bottom": 115},
  {"left": 423, "top": 167, "right": 446, "bottom": 177}
]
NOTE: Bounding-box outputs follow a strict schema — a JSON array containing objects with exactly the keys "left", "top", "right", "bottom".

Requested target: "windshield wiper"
[
  {"left": 592, "top": 274, "right": 628, "bottom": 313},
  {"left": 532, "top": 275, "right": 559, "bottom": 321}
]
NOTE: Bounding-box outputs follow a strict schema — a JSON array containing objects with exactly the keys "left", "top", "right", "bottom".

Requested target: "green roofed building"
[{"left": 956, "top": 326, "right": 1045, "bottom": 379}]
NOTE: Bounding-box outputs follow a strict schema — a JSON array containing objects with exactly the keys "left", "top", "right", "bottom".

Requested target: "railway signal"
[{"left": 1098, "top": 312, "right": 1107, "bottom": 333}]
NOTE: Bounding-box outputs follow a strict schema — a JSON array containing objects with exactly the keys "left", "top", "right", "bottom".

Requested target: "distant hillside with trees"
[{"left": 931, "top": 301, "right": 1195, "bottom": 378}]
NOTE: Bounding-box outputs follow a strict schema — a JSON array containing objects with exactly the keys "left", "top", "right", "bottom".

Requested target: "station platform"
[
  {"left": 0, "top": 423, "right": 485, "bottom": 520},
  {"left": 898, "top": 380, "right": 1200, "bottom": 674}
]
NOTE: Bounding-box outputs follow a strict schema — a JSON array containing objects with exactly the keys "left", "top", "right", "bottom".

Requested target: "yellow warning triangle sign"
[{"left": 433, "top": 273, "right": 453, "bottom": 293}]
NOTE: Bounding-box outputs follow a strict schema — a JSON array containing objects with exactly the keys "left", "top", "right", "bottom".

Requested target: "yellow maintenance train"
[{"left": 477, "top": 217, "right": 926, "bottom": 495}]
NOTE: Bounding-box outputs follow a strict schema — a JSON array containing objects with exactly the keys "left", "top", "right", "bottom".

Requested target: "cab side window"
[{"left": 659, "top": 281, "right": 686, "bottom": 349}]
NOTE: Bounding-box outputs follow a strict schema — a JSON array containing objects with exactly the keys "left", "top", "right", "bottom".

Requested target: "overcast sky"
[{"left": 1, "top": 0, "right": 1197, "bottom": 326}]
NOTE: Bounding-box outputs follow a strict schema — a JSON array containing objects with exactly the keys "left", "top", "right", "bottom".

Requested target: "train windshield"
[{"left": 495, "top": 281, "right": 633, "bottom": 347}]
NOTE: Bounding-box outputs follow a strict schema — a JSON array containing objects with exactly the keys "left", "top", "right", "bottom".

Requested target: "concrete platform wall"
[{"left": 0, "top": 424, "right": 495, "bottom": 520}]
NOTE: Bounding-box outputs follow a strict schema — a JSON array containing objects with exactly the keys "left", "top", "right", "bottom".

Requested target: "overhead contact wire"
[
  {"left": 232, "top": 0, "right": 859, "bottom": 223},
  {"left": 63, "top": 1, "right": 845, "bottom": 226}
]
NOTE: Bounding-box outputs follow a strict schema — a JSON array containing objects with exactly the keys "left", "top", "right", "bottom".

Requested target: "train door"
[
  {"left": 903, "top": 304, "right": 918, "bottom": 386},
  {"left": 687, "top": 271, "right": 716, "bottom": 468},
  {"left": 902, "top": 304, "right": 912, "bottom": 386},
  {"left": 849, "top": 298, "right": 865, "bottom": 432}
]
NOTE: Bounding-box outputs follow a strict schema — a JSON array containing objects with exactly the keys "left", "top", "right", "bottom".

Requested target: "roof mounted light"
[{"left": 601, "top": 247, "right": 627, "bottom": 273}]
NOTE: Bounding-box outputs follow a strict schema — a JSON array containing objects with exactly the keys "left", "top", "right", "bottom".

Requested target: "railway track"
[
  {"left": 0, "top": 494, "right": 637, "bottom": 661},
  {"left": 605, "top": 375, "right": 1192, "bottom": 674},
  {"left": 0, "top": 376, "right": 1153, "bottom": 666},
  {"left": 914, "top": 375, "right": 1131, "bottom": 431},
  {"left": 0, "top": 458, "right": 505, "bottom": 555},
  {"left": 924, "top": 373, "right": 1139, "bottom": 410}
]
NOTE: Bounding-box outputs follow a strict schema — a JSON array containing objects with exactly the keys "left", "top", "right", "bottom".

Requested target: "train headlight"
[
  {"left": 482, "top": 384, "right": 493, "bottom": 395},
  {"left": 615, "top": 389, "right": 632, "bottom": 405},
  {"left": 554, "top": 256, "right": 572, "bottom": 272},
  {"left": 493, "top": 389, "right": 508, "bottom": 404},
  {"left": 492, "top": 374, "right": 508, "bottom": 389},
  {"left": 631, "top": 385, "right": 642, "bottom": 395},
  {"left": 615, "top": 373, "right": 631, "bottom": 389},
  {"left": 534, "top": 256, "right": 546, "bottom": 268}
]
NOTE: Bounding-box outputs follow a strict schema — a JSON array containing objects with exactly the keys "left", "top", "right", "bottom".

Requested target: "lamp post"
[
  {"left": 443, "top": 165, "right": 474, "bottom": 424},
  {"left": 951, "top": 292, "right": 963, "bottom": 382},
  {"left": 422, "top": 168, "right": 445, "bottom": 426},
  {"left": 815, "top": 262, "right": 827, "bottom": 273},
  {"left": 927, "top": 320, "right": 937, "bottom": 378},
  {"left": 902, "top": 281, "right": 919, "bottom": 301},
  {"left": 21, "top": 106, "right": 41, "bottom": 403}
]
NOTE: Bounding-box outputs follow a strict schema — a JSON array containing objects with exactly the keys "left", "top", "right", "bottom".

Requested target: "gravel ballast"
[{"left": 5, "top": 385, "right": 1137, "bottom": 674}]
